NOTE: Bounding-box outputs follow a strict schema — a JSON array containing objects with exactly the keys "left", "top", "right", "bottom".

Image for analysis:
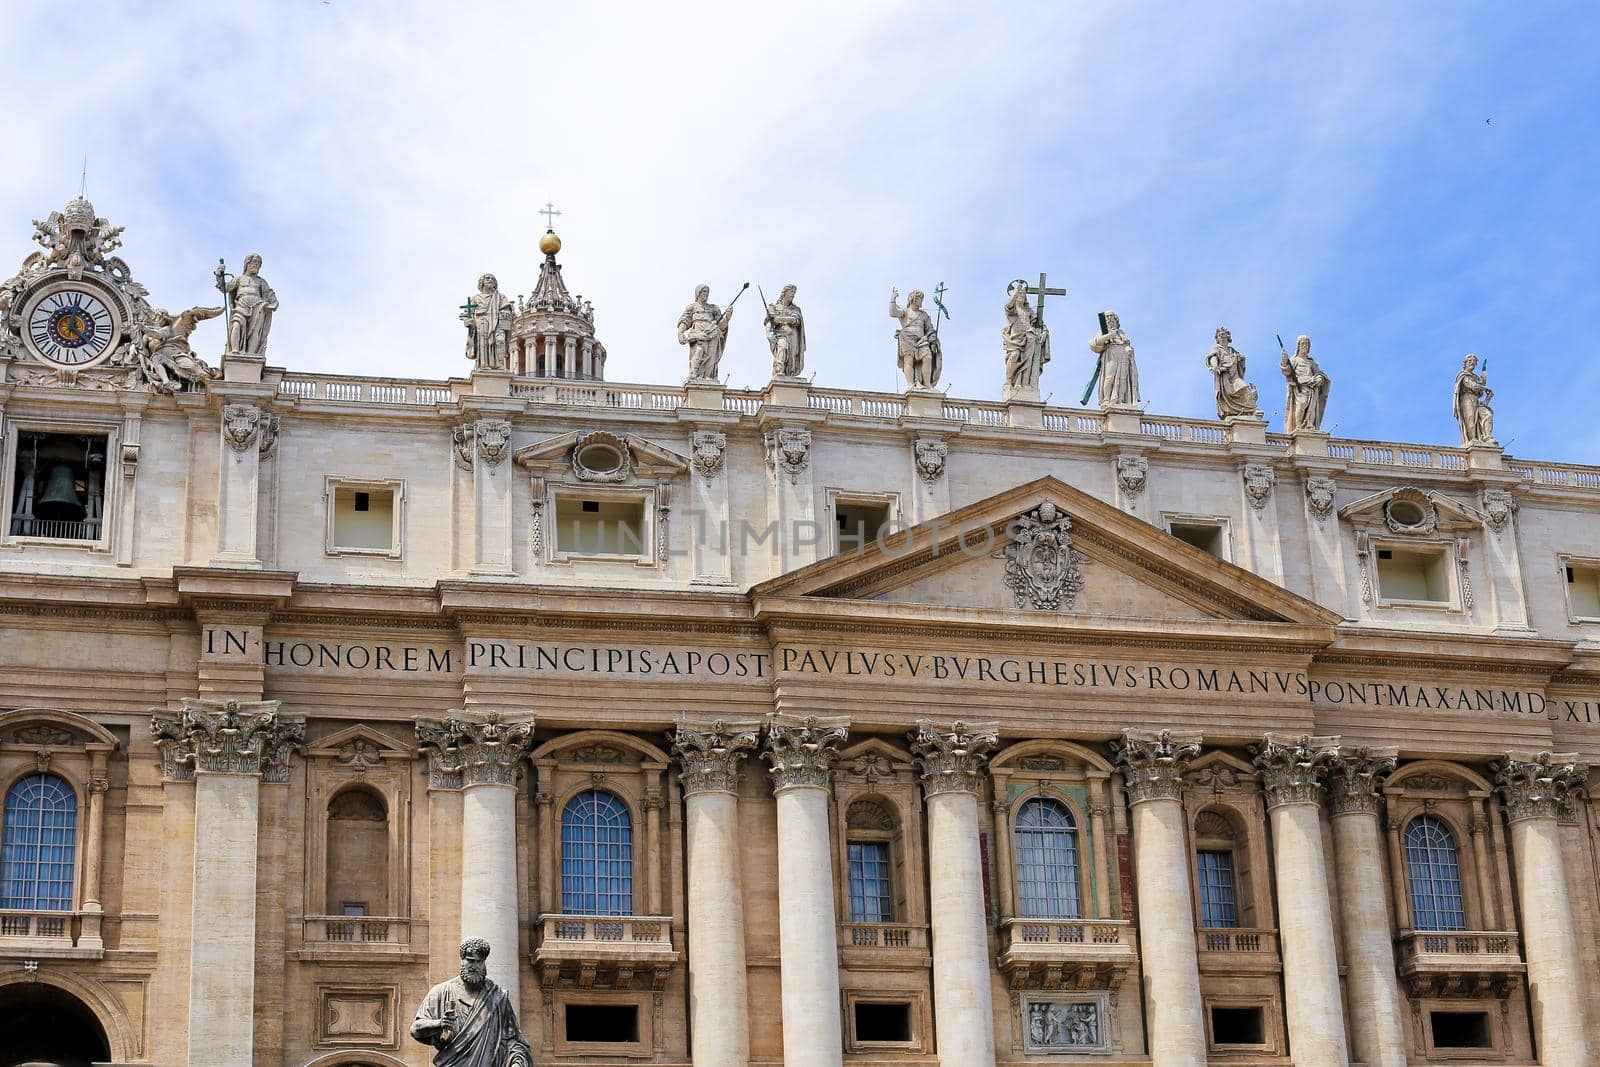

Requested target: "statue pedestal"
[
  {"left": 471, "top": 369, "right": 513, "bottom": 398},
  {"left": 1001, "top": 383, "right": 1040, "bottom": 405},
  {"left": 904, "top": 389, "right": 945, "bottom": 419},
  {"left": 1006, "top": 399, "right": 1044, "bottom": 429},
  {"left": 1467, "top": 444, "right": 1504, "bottom": 471},
  {"left": 684, "top": 382, "right": 725, "bottom": 410},
  {"left": 221, "top": 354, "right": 265, "bottom": 384},
  {"left": 766, "top": 378, "right": 809, "bottom": 409},
  {"left": 1103, "top": 407, "right": 1142, "bottom": 436},
  {"left": 1289, "top": 429, "right": 1330, "bottom": 458},
  {"left": 1226, "top": 416, "right": 1269, "bottom": 446}
]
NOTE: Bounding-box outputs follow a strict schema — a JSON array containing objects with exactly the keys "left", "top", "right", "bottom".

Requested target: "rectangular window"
[
  {"left": 332, "top": 486, "right": 395, "bottom": 551},
  {"left": 8, "top": 431, "right": 108, "bottom": 542},
  {"left": 341, "top": 902, "right": 367, "bottom": 917},
  {"left": 554, "top": 494, "right": 648, "bottom": 557},
  {"left": 847, "top": 841, "right": 893, "bottom": 923},
  {"left": 1196, "top": 849, "right": 1239, "bottom": 928},
  {"left": 1566, "top": 561, "right": 1600, "bottom": 620},
  {"left": 1210, "top": 1005, "right": 1265, "bottom": 1046},
  {"left": 1430, "top": 1011, "right": 1491, "bottom": 1049},
  {"left": 853, "top": 1000, "right": 912, "bottom": 1044},
  {"left": 564, "top": 1003, "right": 639, "bottom": 1043},
  {"left": 1169, "top": 520, "right": 1226, "bottom": 558},
  {"left": 835, "top": 499, "right": 892, "bottom": 554},
  {"left": 1375, "top": 546, "right": 1451, "bottom": 603}
]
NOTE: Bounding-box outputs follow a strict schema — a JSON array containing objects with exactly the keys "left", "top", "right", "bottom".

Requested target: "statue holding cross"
[
  {"left": 1001, "top": 273, "right": 1061, "bottom": 402},
  {"left": 1089, "top": 309, "right": 1141, "bottom": 410}
]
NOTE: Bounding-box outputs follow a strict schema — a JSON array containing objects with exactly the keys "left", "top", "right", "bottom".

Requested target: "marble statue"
[
  {"left": 889, "top": 288, "right": 942, "bottom": 389},
  {"left": 1001, "top": 279, "right": 1050, "bottom": 397},
  {"left": 1088, "top": 311, "right": 1140, "bottom": 409},
  {"left": 764, "top": 283, "right": 805, "bottom": 379},
  {"left": 135, "top": 306, "right": 222, "bottom": 394},
  {"left": 1453, "top": 353, "right": 1495, "bottom": 445},
  {"left": 411, "top": 938, "right": 532, "bottom": 1066},
  {"left": 1206, "top": 327, "right": 1259, "bottom": 419},
  {"left": 462, "top": 274, "right": 514, "bottom": 372},
  {"left": 215, "top": 254, "right": 278, "bottom": 356},
  {"left": 679, "top": 284, "right": 734, "bottom": 383},
  {"left": 1279, "top": 334, "right": 1332, "bottom": 433}
]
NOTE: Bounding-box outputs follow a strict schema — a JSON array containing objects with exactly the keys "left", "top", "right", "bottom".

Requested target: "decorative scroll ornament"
[
  {"left": 475, "top": 419, "right": 512, "bottom": 468},
  {"left": 996, "top": 501, "right": 1087, "bottom": 611},
  {"left": 764, "top": 427, "right": 811, "bottom": 484},
  {"left": 571, "top": 430, "right": 633, "bottom": 483},
  {"left": 690, "top": 430, "right": 727, "bottom": 483},
  {"left": 1112, "top": 728, "right": 1202, "bottom": 804},
  {"left": 1305, "top": 475, "right": 1336, "bottom": 525},
  {"left": 222, "top": 403, "right": 263, "bottom": 453},
  {"left": 1383, "top": 487, "right": 1436, "bottom": 535},
  {"left": 914, "top": 437, "right": 949, "bottom": 485},
  {"left": 1481, "top": 487, "right": 1515, "bottom": 532},
  {"left": 149, "top": 698, "right": 304, "bottom": 783},
  {"left": 762, "top": 714, "right": 849, "bottom": 792},
  {"left": 1115, "top": 452, "right": 1147, "bottom": 497},
  {"left": 671, "top": 719, "right": 761, "bottom": 795},
  {"left": 1251, "top": 733, "right": 1340, "bottom": 808},
  {"left": 1493, "top": 751, "right": 1588, "bottom": 823},
  {"left": 257, "top": 411, "right": 280, "bottom": 456},
  {"left": 1242, "top": 463, "right": 1277, "bottom": 510},
  {"left": 415, "top": 711, "right": 535, "bottom": 788},
  {"left": 452, "top": 423, "right": 476, "bottom": 471},
  {"left": 1323, "top": 745, "right": 1398, "bottom": 815},
  {"left": 910, "top": 719, "right": 999, "bottom": 796}
]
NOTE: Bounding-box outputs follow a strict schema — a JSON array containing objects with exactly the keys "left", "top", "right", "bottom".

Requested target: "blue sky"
[{"left": 2, "top": 3, "right": 1596, "bottom": 460}]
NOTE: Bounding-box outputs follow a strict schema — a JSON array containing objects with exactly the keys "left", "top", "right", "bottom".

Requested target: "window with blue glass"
[
  {"left": 1196, "top": 849, "right": 1240, "bottom": 928},
  {"left": 847, "top": 841, "right": 894, "bottom": 923},
  {"left": 560, "top": 790, "right": 633, "bottom": 916},
  {"left": 1, "top": 772, "right": 78, "bottom": 911},
  {"left": 1014, "top": 796, "right": 1082, "bottom": 919},
  {"left": 1405, "top": 815, "right": 1466, "bottom": 931}
]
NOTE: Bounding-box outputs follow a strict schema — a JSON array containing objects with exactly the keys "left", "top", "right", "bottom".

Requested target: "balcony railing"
[
  {"left": 839, "top": 922, "right": 928, "bottom": 952},
  {"left": 534, "top": 913, "right": 679, "bottom": 988},
  {"left": 1397, "top": 929, "right": 1521, "bottom": 962},
  {"left": 1199, "top": 927, "right": 1279, "bottom": 954},
  {"left": 302, "top": 914, "right": 411, "bottom": 946},
  {"left": 0, "top": 909, "right": 75, "bottom": 941},
  {"left": 998, "top": 917, "right": 1138, "bottom": 988},
  {"left": 1395, "top": 929, "right": 1524, "bottom": 998}
]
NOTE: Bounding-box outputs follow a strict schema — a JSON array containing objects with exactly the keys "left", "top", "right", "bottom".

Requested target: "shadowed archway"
[{"left": 0, "top": 982, "right": 110, "bottom": 1067}]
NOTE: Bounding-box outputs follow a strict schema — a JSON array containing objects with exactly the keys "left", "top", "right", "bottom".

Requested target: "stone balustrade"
[
  {"left": 301, "top": 914, "right": 412, "bottom": 946},
  {"left": 997, "top": 917, "right": 1138, "bottom": 988}
]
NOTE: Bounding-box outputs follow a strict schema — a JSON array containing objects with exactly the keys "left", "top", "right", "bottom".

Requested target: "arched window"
[
  {"left": 845, "top": 798, "right": 901, "bottom": 924},
  {"left": 1193, "top": 809, "right": 1243, "bottom": 929},
  {"left": 1015, "top": 797, "right": 1082, "bottom": 919},
  {"left": 325, "top": 788, "right": 389, "bottom": 918},
  {"left": 1405, "top": 815, "right": 1466, "bottom": 931},
  {"left": 561, "top": 790, "right": 633, "bottom": 916},
  {"left": 1, "top": 773, "right": 78, "bottom": 911}
]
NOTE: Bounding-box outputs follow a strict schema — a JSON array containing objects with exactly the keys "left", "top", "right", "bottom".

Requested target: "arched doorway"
[{"left": 0, "top": 983, "right": 110, "bottom": 1067}]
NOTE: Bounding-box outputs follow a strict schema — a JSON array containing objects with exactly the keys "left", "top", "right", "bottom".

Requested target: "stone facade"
[{"left": 5, "top": 211, "right": 1600, "bottom": 1066}]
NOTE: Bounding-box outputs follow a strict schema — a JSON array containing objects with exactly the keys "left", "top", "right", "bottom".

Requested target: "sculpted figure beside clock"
[{"left": 134, "top": 305, "right": 223, "bottom": 393}]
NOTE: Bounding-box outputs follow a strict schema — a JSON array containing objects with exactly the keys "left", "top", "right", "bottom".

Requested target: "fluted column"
[
  {"left": 1113, "top": 729, "right": 1205, "bottom": 1067},
  {"left": 417, "top": 712, "right": 535, "bottom": 1004},
  {"left": 1253, "top": 734, "right": 1348, "bottom": 1067},
  {"left": 673, "top": 719, "right": 762, "bottom": 1067},
  {"left": 911, "top": 720, "right": 1000, "bottom": 1067},
  {"left": 1495, "top": 751, "right": 1593, "bottom": 1066},
  {"left": 763, "top": 714, "right": 849, "bottom": 1067},
  {"left": 151, "top": 699, "right": 304, "bottom": 1067},
  {"left": 1325, "top": 746, "right": 1407, "bottom": 1067}
]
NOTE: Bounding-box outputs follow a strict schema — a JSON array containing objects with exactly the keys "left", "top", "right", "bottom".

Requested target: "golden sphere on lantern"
[{"left": 539, "top": 230, "right": 562, "bottom": 255}]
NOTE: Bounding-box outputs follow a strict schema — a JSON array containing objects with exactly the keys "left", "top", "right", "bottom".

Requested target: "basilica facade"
[{"left": 1, "top": 200, "right": 1599, "bottom": 1067}]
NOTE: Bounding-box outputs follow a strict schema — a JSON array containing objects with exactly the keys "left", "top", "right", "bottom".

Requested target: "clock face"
[{"left": 24, "top": 286, "right": 120, "bottom": 367}]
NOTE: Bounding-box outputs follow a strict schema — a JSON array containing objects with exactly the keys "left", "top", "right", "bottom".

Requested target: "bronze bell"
[{"left": 34, "top": 464, "right": 85, "bottom": 521}]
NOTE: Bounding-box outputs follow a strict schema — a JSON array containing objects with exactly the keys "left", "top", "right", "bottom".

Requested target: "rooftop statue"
[
  {"left": 680, "top": 283, "right": 737, "bottom": 384},
  {"left": 411, "top": 938, "right": 532, "bottom": 1067},
  {"left": 1206, "top": 326, "right": 1259, "bottom": 419},
  {"left": 1453, "top": 352, "right": 1496, "bottom": 446},
  {"left": 215, "top": 254, "right": 278, "bottom": 356},
  {"left": 889, "top": 287, "right": 942, "bottom": 389},
  {"left": 1001, "top": 279, "right": 1050, "bottom": 401},
  {"left": 462, "top": 274, "right": 514, "bottom": 372},
  {"left": 1088, "top": 310, "right": 1140, "bottom": 410},
  {"left": 764, "top": 283, "right": 805, "bottom": 379},
  {"left": 1279, "top": 334, "right": 1332, "bottom": 433},
  {"left": 134, "top": 306, "right": 223, "bottom": 394}
]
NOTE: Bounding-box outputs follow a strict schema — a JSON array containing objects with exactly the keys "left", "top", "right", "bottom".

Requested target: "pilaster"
[
  {"left": 686, "top": 426, "right": 734, "bottom": 585},
  {"left": 1237, "top": 461, "right": 1284, "bottom": 586},
  {"left": 454, "top": 417, "right": 516, "bottom": 575},
  {"left": 212, "top": 401, "right": 276, "bottom": 567},
  {"left": 908, "top": 434, "right": 951, "bottom": 526},
  {"left": 762, "top": 423, "right": 819, "bottom": 573}
]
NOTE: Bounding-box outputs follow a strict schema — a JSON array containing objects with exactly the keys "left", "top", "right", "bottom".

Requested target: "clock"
[{"left": 20, "top": 282, "right": 122, "bottom": 368}]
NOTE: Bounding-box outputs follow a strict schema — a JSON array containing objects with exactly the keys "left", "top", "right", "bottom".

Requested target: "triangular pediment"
[
  {"left": 513, "top": 429, "right": 687, "bottom": 479},
  {"left": 1338, "top": 485, "right": 1484, "bottom": 535},
  {"left": 752, "top": 476, "right": 1339, "bottom": 632},
  {"left": 307, "top": 723, "right": 415, "bottom": 760}
]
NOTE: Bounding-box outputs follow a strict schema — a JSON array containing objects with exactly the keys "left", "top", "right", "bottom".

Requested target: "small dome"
[{"left": 539, "top": 229, "right": 562, "bottom": 256}]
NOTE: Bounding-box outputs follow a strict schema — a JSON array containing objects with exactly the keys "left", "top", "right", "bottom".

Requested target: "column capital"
[
  {"left": 1251, "top": 733, "right": 1340, "bottom": 808},
  {"left": 415, "top": 710, "right": 535, "bottom": 789},
  {"left": 1493, "top": 750, "right": 1588, "bottom": 823},
  {"left": 149, "top": 698, "right": 303, "bottom": 782},
  {"left": 672, "top": 718, "right": 762, "bottom": 796},
  {"left": 762, "top": 714, "right": 849, "bottom": 793},
  {"left": 910, "top": 719, "right": 999, "bottom": 797},
  {"left": 1324, "top": 745, "right": 1398, "bottom": 815},
  {"left": 1113, "top": 728, "right": 1203, "bottom": 804}
]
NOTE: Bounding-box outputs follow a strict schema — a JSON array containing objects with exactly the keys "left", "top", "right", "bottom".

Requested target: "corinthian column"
[
  {"left": 673, "top": 719, "right": 762, "bottom": 1067},
  {"left": 150, "top": 699, "right": 304, "bottom": 1067},
  {"left": 1113, "top": 729, "right": 1205, "bottom": 1067},
  {"left": 1325, "top": 746, "right": 1407, "bottom": 1067},
  {"left": 1253, "top": 734, "right": 1347, "bottom": 1067},
  {"left": 1495, "top": 751, "right": 1593, "bottom": 1066},
  {"left": 417, "top": 711, "right": 535, "bottom": 1004},
  {"left": 911, "top": 720, "right": 1000, "bottom": 1067},
  {"left": 763, "top": 714, "right": 849, "bottom": 1067}
]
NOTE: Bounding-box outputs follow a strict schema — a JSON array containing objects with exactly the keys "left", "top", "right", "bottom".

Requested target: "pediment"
[
  {"left": 752, "top": 476, "right": 1339, "bottom": 630},
  {"left": 307, "top": 723, "right": 415, "bottom": 761},
  {"left": 513, "top": 429, "right": 688, "bottom": 481},
  {"left": 1338, "top": 486, "right": 1485, "bottom": 535}
]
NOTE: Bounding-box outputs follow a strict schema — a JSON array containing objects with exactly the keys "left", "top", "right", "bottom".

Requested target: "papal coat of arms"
[{"left": 996, "top": 501, "right": 1087, "bottom": 611}]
